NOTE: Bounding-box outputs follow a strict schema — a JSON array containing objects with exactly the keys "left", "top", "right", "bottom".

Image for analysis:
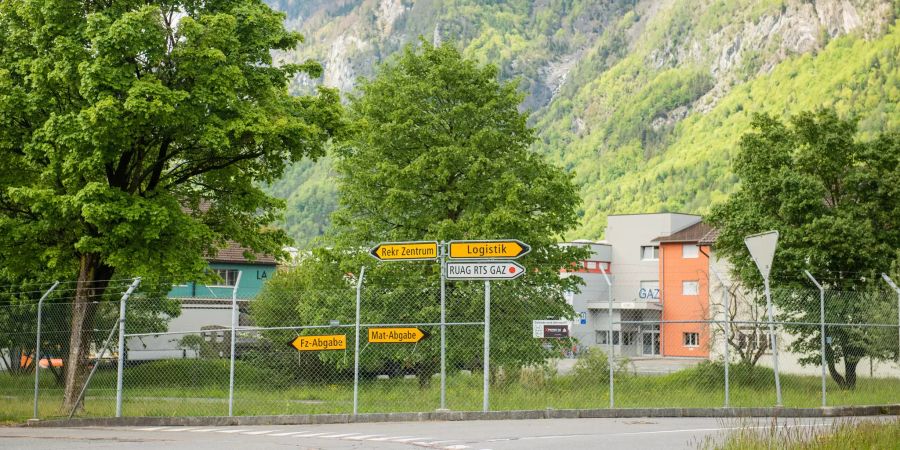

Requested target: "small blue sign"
[{"left": 579, "top": 312, "right": 587, "bottom": 325}]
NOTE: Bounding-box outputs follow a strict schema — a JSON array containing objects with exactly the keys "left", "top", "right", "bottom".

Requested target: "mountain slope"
[{"left": 265, "top": 0, "right": 899, "bottom": 245}]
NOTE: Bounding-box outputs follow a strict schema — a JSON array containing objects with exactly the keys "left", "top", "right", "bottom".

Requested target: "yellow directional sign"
[
  {"left": 289, "top": 335, "right": 346, "bottom": 351},
  {"left": 368, "top": 327, "right": 428, "bottom": 344},
  {"left": 448, "top": 240, "right": 530, "bottom": 260},
  {"left": 370, "top": 241, "right": 439, "bottom": 261}
]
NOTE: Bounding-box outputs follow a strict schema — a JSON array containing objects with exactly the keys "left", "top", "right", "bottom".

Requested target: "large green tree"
[
  {"left": 255, "top": 41, "right": 588, "bottom": 385},
  {"left": 0, "top": 0, "right": 341, "bottom": 410},
  {"left": 708, "top": 109, "right": 900, "bottom": 389}
]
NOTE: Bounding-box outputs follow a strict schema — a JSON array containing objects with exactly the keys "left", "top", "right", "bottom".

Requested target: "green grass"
[
  {"left": 2, "top": 359, "right": 898, "bottom": 423},
  {"left": 703, "top": 418, "right": 900, "bottom": 449}
]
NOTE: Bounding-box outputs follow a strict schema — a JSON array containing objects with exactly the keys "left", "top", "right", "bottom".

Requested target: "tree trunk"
[
  {"left": 844, "top": 358, "right": 858, "bottom": 390},
  {"left": 61, "top": 253, "right": 112, "bottom": 413}
]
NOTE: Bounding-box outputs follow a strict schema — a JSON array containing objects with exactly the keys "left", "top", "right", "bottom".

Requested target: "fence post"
[
  {"left": 804, "top": 271, "right": 826, "bottom": 408},
  {"left": 599, "top": 265, "right": 613, "bottom": 408},
  {"left": 228, "top": 271, "right": 243, "bottom": 417},
  {"left": 32, "top": 281, "right": 59, "bottom": 421},
  {"left": 709, "top": 267, "right": 729, "bottom": 408},
  {"left": 483, "top": 280, "right": 490, "bottom": 412},
  {"left": 882, "top": 274, "right": 900, "bottom": 362},
  {"left": 439, "top": 242, "right": 447, "bottom": 411},
  {"left": 115, "top": 278, "right": 141, "bottom": 418},
  {"left": 353, "top": 266, "right": 366, "bottom": 415}
]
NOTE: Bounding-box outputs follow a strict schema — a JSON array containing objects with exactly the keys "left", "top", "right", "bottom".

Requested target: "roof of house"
[
  {"left": 207, "top": 241, "right": 277, "bottom": 265},
  {"left": 652, "top": 222, "right": 714, "bottom": 243},
  {"left": 697, "top": 228, "right": 720, "bottom": 245}
]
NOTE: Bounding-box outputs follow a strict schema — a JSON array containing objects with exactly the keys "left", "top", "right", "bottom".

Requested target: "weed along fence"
[{"left": 2, "top": 245, "right": 900, "bottom": 421}]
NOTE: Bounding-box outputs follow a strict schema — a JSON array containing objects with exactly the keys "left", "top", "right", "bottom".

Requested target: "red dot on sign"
[{"left": 509, "top": 267, "right": 516, "bottom": 273}]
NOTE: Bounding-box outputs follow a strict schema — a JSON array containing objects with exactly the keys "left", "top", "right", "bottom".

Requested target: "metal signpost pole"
[
  {"left": 804, "top": 270, "right": 826, "bottom": 407},
  {"left": 116, "top": 278, "right": 141, "bottom": 418},
  {"left": 353, "top": 266, "right": 366, "bottom": 415},
  {"left": 599, "top": 265, "right": 613, "bottom": 408},
  {"left": 228, "top": 271, "right": 242, "bottom": 417},
  {"left": 764, "top": 277, "right": 782, "bottom": 406},
  {"left": 32, "top": 281, "right": 59, "bottom": 420},
  {"left": 483, "top": 280, "right": 490, "bottom": 412},
  {"left": 709, "top": 267, "right": 729, "bottom": 408},
  {"left": 882, "top": 274, "right": 900, "bottom": 362},
  {"left": 745, "top": 231, "right": 781, "bottom": 406},
  {"left": 440, "top": 243, "right": 447, "bottom": 411}
]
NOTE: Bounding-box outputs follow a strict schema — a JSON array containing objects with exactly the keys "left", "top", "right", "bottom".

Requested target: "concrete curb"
[{"left": 22, "top": 405, "right": 900, "bottom": 428}]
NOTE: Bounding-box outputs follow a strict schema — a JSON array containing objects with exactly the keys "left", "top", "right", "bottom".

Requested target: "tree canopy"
[
  {"left": 255, "top": 41, "right": 589, "bottom": 384},
  {"left": 708, "top": 109, "right": 900, "bottom": 388},
  {"left": 0, "top": 0, "right": 342, "bottom": 410}
]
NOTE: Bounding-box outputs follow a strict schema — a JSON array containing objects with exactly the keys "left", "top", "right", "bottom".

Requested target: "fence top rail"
[
  {"left": 614, "top": 319, "right": 899, "bottom": 328},
  {"left": 123, "top": 322, "right": 486, "bottom": 337}
]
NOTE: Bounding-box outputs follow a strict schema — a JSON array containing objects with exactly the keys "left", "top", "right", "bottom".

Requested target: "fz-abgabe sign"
[{"left": 289, "top": 335, "right": 346, "bottom": 351}]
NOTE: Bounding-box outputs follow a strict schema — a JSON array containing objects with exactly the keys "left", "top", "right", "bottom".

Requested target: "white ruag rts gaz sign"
[{"left": 446, "top": 261, "right": 526, "bottom": 281}]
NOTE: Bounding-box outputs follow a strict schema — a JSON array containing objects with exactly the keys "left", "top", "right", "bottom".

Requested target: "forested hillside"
[{"left": 264, "top": 0, "right": 900, "bottom": 246}]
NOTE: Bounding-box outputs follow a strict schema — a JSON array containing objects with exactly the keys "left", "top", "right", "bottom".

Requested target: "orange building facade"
[{"left": 654, "top": 222, "right": 713, "bottom": 357}]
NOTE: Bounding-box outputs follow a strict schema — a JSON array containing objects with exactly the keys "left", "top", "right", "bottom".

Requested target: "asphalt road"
[{"left": 0, "top": 416, "right": 887, "bottom": 450}]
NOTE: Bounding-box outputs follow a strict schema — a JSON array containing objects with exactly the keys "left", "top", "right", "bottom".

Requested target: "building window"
[
  {"left": 682, "top": 280, "right": 699, "bottom": 296},
  {"left": 586, "top": 261, "right": 597, "bottom": 270},
  {"left": 641, "top": 245, "right": 659, "bottom": 261},
  {"left": 683, "top": 332, "right": 699, "bottom": 347},
  {"left": 682, "top": 244, "right": 699, "bottom": 259},
  {"left": 597, "top": 331, "right": 620, "bottom": 345},
  {"left": 211, "top": 269, "right": 239, "bottom": 287}
]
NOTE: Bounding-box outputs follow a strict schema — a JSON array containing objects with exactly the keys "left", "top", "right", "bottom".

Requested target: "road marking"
[
  {"left": 166, "top": 427, "right": 200, "bottom": 432},
  {"left": 392, "top": 437, "right": 431, "bottom": 442},
  {"left": 135, "top": 427, "right": 169, "bottom": 431},
  {"left": 319, "top": 433, "right": 360, "bottom": 438},
  {"left": 368, "top": 436, "right": 411, "bottom": 441},
  {"left": 444, "top": 445, "right": 470, "bottom": 449},
  {"left": 507, "top": 423, "right": 835, "bottom": 441},
  {"left": 269, "top": 431, "right": 309, "bottom": 437},
  {"left": 422, "top": 441, "right": 457, "bottom": 445},
  {"left": 214, "top": 429, "right": 251, "bottom": 433},
  {"left": 188, "top": 428, "right": 219, "bottom": 432},
  {"left": 346, "top": 435, "right": 382, "bottom": 440},
  {"left": 242, "top": 430, "right": 280, "bottom": 435}
]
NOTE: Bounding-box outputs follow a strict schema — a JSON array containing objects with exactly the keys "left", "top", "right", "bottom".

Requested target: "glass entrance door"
[{"left": 642, "top": 331, "right": 660, "bottom": 355}]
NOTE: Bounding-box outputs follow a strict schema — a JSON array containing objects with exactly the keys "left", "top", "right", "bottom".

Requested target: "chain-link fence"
[{"left": 2, "top": 273, "right": 899, "bottom": 421}]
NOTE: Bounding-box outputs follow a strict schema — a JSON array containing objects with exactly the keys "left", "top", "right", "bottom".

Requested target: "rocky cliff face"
[{"left": 266, "top": 0, "right": 899, "bottom": 244}]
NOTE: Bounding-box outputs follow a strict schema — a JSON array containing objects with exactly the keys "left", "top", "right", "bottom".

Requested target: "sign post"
[
  {"left": 745, "top": 230, "right": 782, "bottom": 406},
  {"left": 483, "top": 281, "right": 490, "bottom": 412},
  {"left": 370, "top": 238, "right": 528, "bottom": 413}
]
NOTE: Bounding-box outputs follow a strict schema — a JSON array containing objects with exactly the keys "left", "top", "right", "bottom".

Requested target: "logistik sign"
[
  {"left": 448, "top": 240, "right": 530, "bottom": 260},
  {"left": 289, "top": 335, "right": 347, "bottom": 351}
]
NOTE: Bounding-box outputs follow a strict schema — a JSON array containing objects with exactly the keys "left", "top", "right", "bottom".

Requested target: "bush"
[{"left": 571, "top": 347, "right": 610, "bottom": 384}]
